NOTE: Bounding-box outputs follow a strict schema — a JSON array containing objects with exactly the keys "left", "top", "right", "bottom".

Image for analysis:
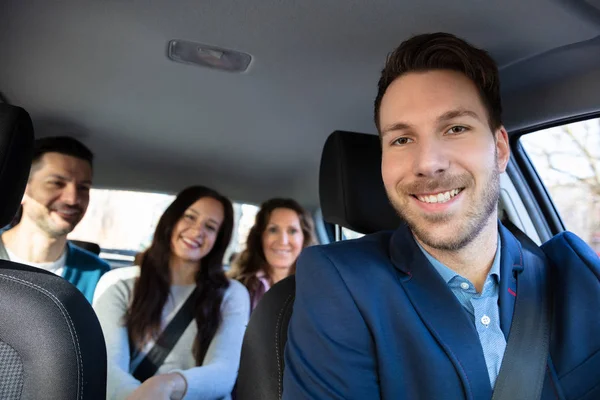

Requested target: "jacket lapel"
[
  {"left": 389, "top": 224, "right": 492, "bottom": 400},
  {"left": 498, "top": 223, "right": 520, "bottom": 340}
]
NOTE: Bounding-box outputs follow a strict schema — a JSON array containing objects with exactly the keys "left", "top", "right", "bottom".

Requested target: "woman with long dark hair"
[
  {"left": 93, "top": 186, "right": 250, "bottom": 400},
  {"left": 228, "top": 198, "right": 315, "bottom": 311}
]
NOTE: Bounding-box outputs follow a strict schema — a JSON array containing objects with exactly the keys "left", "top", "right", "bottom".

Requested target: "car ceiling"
[{"left": 1, "top": 0, "right": 600, "bottom": 207}]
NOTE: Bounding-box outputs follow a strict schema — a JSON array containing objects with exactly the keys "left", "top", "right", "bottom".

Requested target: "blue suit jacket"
[{"left": 283, "top": 223, "right": 600, "bottom": 400}]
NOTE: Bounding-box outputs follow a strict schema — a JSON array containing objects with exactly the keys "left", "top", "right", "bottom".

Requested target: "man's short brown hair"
[{"left": 374, "top": 32, "right": 502, "bottom": 132}]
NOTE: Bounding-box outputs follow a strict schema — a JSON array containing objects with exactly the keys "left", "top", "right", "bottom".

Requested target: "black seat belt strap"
[
  {"left": 131, "top": 288, "right": 197, "bottom": 382},
  {"left": 492, "top": 221, "right": 551, "bottom": 400}
]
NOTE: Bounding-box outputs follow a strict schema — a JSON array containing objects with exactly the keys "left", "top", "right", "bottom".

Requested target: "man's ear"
[
  {"left": 495, "top": 127, "right": 510, "bottom": 173},
  {"left": 21, "top": 183, "right": 33, "bottom": 205}
]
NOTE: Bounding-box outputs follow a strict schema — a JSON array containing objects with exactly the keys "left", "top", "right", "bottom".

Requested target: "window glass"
[{"left": 520, "top": 117, "right": 600, "bottom": 254}]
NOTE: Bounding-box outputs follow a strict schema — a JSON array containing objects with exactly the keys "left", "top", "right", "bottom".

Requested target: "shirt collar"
[{"left": 415, "top": 233, "right": 502, "bottom": 285}]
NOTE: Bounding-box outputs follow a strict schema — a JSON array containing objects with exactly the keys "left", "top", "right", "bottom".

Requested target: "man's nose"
[
  {"left": 60, "top": 184, "right": 80, "bottom": 205},
  {"left": 413, "top": 137, "right": 450, "bottom": 177}
]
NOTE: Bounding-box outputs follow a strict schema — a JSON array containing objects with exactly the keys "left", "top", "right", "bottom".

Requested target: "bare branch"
[{"left": 562, "top": 126, "right": 600, "bottom": 186}]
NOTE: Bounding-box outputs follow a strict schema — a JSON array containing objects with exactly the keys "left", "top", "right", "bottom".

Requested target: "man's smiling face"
[{"left": 379, "top": 69, "right": 509, "bottom": 251}]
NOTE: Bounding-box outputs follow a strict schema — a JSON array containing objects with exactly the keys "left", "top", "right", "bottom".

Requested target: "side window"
[{"left": 520, "top": 117, "right": 600, "bottom": 254}]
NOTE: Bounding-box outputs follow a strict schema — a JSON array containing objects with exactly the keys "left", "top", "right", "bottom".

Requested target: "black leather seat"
[
  {"left": 0, "top": 104, "right": 107, "bottom": 399},
  {"left": 236, "top": 276, "right": 295, "bottom": 400},
  {"left": 236, "top": 131, "right": 401, "bottom": 400}
]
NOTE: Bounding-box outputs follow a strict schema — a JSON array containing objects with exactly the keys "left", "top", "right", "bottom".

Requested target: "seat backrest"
[
  {"left": 70, "top": 240, "right": 101, "bottom": 255},
  {"left": 0, "top": 104, "right": 107, "bottom": 400},
  {"left": 236, "top": 275, "right": 295, "bottom": 399},
  {"left": 237, "top": 131, "right": 391, "bottom": 400}
]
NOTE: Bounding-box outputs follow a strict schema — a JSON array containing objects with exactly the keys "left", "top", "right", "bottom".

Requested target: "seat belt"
[
  {"left": 132, "top": 288, "right": 197, "bottom": 382},
  {"left": 492, "top": 221, "right": 552, "bottom": 400}
]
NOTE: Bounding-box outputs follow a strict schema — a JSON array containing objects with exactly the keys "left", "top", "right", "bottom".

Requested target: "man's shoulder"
[
  {"left": 66, "top": 243, "right": 110, "bottom": 273},
  {"left": 312, "top": 230, "right": 393, "bottom": 256},
  {"left": 298, "top": 230, "right": 395, "bottom": 278},
  {"left": 542, "top": 231, "right": 600, "bottom": 277}
]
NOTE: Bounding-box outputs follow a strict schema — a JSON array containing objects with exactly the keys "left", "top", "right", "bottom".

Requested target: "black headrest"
[
  {"left": 70, "top": 240, "right": 101, "bottom": 256},
  {"left": 319, "top": 131, "right": 401, "bottom": 234},
  {"left": 0, "top": 105, "right": 34, "bottom": 227}
]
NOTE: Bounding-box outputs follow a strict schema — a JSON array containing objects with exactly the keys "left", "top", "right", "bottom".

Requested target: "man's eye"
[
  {"left": 447, "top": 126, "right": 467, "bottom": 135},
  {"left": 392, "top": 137, "right": 413, "bottom": 146}
]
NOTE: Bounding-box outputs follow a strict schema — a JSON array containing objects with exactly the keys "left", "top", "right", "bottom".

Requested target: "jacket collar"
[
  {"left": 497, "top": 223, "right": 521, "bottom": 338},
  {"left": 388, "top": 221, "right": 523, "bottom": 398},
  {"left": 389, "top": 223, "right": 492, "bottom": 398}
]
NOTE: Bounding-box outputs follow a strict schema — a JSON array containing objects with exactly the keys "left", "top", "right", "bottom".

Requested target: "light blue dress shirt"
[{"left": 416, "top": 236, "right": 506, "bottom": 388}]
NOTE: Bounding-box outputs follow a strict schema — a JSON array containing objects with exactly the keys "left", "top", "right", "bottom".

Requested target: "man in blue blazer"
[{"left": 283, "top": 33, "right": 600, "bottom": 399}]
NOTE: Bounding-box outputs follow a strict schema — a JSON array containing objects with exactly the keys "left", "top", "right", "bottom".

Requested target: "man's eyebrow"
[
  {"left": 46, "top": 174, "right": 92, "bottom": 185},
  {"left": 381, "top": 121, "right": 414, "bottom": 137},
  {"left": 47, "top": 174, "right": 68, "bottom": 180},
  {"left": 437, "top": 109, "right": 482, "bottom": 124},
  {"left": 381, "top": 109, "right": 482, "bottom": 137}
]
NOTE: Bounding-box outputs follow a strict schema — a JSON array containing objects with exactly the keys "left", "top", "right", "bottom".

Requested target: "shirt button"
[
  {"left": 481, "top": 315, "right": 491, "bottom": 326},
  {"left": 460, "top": 282, "right": 470, "bottom": 290}
]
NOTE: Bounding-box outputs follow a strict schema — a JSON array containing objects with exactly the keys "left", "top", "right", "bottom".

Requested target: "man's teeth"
[
  {"left": 416, "top": 189, "right": 461, "bottom": 204},
  {"left": 56, "top": 209, "right": 78, "bottom": 215}
]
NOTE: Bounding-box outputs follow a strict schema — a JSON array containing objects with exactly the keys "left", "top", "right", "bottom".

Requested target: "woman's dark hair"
[
  {"left": 229, "top": 198, "right": 315, "bottom": 304},
  {"left": 374, "top": 32, "right": 502, "bottom": 133},
  {"left": 125, "top": 185, "right": 234, "bottom": 365}
]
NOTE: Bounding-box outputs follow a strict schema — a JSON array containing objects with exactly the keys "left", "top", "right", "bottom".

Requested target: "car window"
[
  {"left": 520, "top": 117, "right": 600, "bottom": 254},
  {"left": 68, "top": 189, "right": 259, "bottom": 266}
]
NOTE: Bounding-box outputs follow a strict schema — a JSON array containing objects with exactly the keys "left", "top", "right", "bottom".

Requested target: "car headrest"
[
  {"left": 69, "top": 240, "right": 101, "bottom": 256},
  {"left": 0, "top": 104, "right": 35, "bottom": 227},
  {"left": 319, "top": 131, "right": 401, "bottom": 234}
]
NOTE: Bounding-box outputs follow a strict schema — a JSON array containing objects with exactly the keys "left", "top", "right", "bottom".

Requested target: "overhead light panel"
[{"left": 168, "top": 40, "right": 252, "bottom": 73}]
